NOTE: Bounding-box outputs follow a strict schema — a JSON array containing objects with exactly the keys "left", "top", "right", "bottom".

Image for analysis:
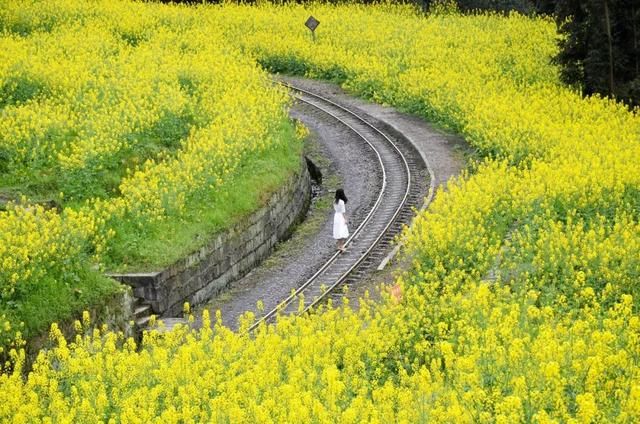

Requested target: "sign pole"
[{"left": 305, "top": 16, "right": 320, "bottom": 42}]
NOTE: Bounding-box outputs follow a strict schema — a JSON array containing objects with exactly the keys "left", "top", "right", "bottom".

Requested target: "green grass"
[
  {"left": 0, "top": 110, "right": 195, "bottom": 209},
  {"left": 0, "top": 120, "right": 302, "bottom": 354},
  {"left": 104, "top": 120, "right": 303, "bottom": 272},
  {"left": 0, "top": 268, "right": 121, "bottom": 349}
]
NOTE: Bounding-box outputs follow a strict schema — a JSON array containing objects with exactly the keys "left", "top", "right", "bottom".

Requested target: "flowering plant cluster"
[
  {"left": 0, "top": 0, "right": 294, "bottom": 345},
  {"left": 1, "top": 2, "right": 639, "bottom": 422}
]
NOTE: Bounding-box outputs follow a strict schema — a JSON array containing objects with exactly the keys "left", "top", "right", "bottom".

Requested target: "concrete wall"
[{"left": 112, "top": 161, "right": 312, "bottom": 317}]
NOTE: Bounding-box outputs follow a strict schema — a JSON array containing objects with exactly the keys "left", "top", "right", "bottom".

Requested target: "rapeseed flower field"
[
  {"left": 0, "top": 0, "right": 300, "bottom": 344},
  {"left": 1, "top": 1, "right": 639, "bottom": 421}
]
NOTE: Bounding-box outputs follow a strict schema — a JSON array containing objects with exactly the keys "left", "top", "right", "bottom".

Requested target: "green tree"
[{"left": 554, "top": 0, "right": 640, "bottom": 107}]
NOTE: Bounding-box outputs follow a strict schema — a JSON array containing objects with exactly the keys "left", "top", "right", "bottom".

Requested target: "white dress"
[{"left": 333, "top": 199, "right": 349, "bottom": 239}]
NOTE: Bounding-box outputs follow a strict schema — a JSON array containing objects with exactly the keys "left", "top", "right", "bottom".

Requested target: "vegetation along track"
[{"left": 249, "top": 82, "right": 429, "bottom": 331}]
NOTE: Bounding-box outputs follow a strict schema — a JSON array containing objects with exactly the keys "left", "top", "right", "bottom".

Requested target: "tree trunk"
[
  {"left": 603, "top": 0, "right": 615, "bottom": 96},
  {"left": 633, "top": 5, "right": 639, "bottom": 76}
]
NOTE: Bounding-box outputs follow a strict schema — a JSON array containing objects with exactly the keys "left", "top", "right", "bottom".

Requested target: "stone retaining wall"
[{"left": 111, "top": 160, "right": 312, "bottom": 317}]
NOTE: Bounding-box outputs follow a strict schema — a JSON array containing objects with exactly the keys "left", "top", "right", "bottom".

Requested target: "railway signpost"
[{"left": 305, "top": 16, "right": 319, "bottom": 41}]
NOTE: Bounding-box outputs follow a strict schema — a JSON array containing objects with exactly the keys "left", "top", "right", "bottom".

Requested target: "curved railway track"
[{"left": 248, "top": 82, "right": 427, "bottom": 331}]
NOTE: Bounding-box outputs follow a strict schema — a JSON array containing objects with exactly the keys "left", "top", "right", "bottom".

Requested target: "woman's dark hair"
[{"left": 335, "top": 188, "right": 348, "bottom": 204}]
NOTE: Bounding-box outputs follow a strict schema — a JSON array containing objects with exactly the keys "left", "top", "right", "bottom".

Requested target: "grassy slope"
[
  {"left": 0, "top": 120, "right": 301, "bottom": 345},
  {"left": 0, "top": 110, "right": 195, "bottom": 210},
  {"left": 105, "top": 120, "right": 302, "bottom": 272},
  {"left": 0, "top": 270, "right": 121, "bottom": 347}
]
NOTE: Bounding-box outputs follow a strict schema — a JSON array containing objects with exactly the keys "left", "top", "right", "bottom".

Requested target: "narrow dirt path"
[{"left": 190, "top": 77, "right": 466, "bottom": 331}]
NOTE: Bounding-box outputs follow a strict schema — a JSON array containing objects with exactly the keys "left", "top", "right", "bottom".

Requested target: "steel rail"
[
  {"left": 291, "top": 85, "right": 412, "bottom": 312},
  {"left": 248, "top": 82, "right": 412, "bottom": 332},
  {"left": 247, "top": 87, "right": 387, "bottom": 331}
]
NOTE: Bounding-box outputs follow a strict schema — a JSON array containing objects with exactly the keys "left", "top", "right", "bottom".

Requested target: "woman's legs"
[{"left": 336, "top": 238, "right": 346, "bottom": 252}]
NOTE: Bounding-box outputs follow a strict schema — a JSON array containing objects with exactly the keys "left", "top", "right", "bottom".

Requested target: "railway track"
[{"left": 248, "top": 82, "right": 428, "bottom": 331}]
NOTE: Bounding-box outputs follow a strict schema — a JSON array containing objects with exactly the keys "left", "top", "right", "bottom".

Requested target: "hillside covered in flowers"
[{"left": 1, "top": 1, "right": 639, "bottom": 421}]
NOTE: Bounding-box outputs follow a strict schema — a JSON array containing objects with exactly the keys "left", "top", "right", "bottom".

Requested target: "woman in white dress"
[{"left": 333, "top": 189, "right": 349, "bottom": 252}]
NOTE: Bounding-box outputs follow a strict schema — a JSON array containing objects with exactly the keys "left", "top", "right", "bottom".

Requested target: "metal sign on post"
[{"left": 305, "top": 16, "right": 320, "bottom": 41}]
